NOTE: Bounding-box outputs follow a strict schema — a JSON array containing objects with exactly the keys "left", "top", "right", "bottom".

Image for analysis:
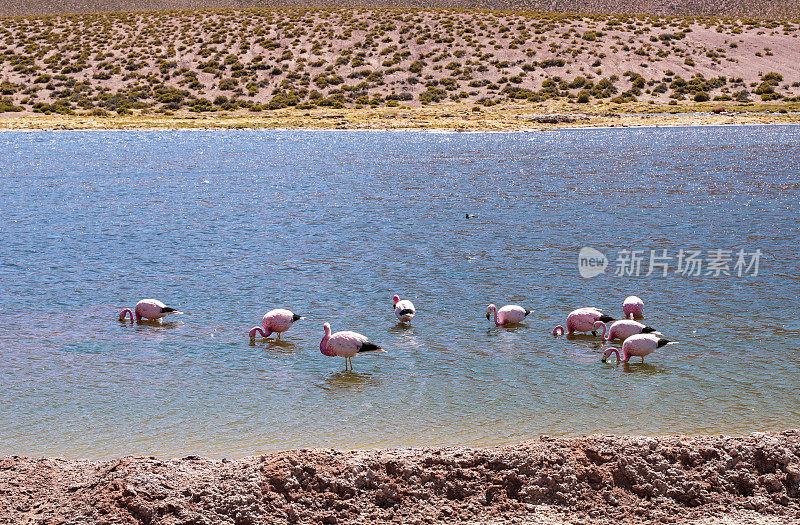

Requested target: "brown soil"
[{"left": 2, "top": 430, "right": 799, "bottom": 524}]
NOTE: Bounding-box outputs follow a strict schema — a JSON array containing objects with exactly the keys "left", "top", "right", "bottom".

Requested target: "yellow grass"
[{"left": 1, "top": 101, "right": 799, "bottom": 131}]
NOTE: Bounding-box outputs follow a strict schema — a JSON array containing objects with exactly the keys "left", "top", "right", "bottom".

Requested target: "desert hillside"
[
  {"left": 0, "top": 8, "right": 799, "bottom": 117},
  {"left": 1, "top": 0, "right": 800, "bottom": 18}
]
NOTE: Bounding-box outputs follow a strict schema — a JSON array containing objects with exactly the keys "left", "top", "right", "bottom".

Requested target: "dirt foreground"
[{"left": 2, "top": 430, "right": 799, "bottom": 524}]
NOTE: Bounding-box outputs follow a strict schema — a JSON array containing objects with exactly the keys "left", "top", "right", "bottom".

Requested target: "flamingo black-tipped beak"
[
  {"left": 601, "top": 356, "right": 607, "bottom": 363},
  {"left": 485, "top": 313, "right": 490, "bottom": 320}
]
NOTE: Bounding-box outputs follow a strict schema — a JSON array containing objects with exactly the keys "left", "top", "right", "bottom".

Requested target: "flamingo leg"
[{"left": 277, "top": 333, "right": 281, "bottom": 340}]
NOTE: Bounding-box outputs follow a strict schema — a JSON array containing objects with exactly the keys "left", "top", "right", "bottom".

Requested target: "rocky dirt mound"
[{"left": 2, "top": 430, "right": 799, "bottom": 524}]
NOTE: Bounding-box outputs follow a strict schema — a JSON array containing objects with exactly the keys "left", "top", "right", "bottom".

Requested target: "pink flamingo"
[
  {"left": 623, "top": 296, "right": 644, "bottom": 319},
  {"left": 602, "top": 333, "right": 677, "bottom": 363},
  {"left": 249, "top": 309, "right": 305, "bottom": 340},
  {"left": 486, "top": 303, "right": 531, "bottom": 326},
  {"left": 119, "top": 299, "right": 182, "bottom": 322},
  {"left": 594, "top": 319, "right": 661, "bottom": 341},
  {"left": 392, "top": 295, "right": 416, "bottom": 324},
  {"left": 552, "top": 307, "right": 613, "bottom": 336},
  {"left": 320, "top": 322, "right": 384, "bottom": 371}
]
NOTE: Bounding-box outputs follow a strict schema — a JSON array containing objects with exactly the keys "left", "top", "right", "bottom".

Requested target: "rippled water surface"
[{"left": 1, "top": 127, "right": 799, "bottom": 459}]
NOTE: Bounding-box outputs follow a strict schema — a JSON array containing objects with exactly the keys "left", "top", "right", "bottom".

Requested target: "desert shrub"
[
  {"left": 693, "top": 91, "right": 710, "bottom": 102},
  {"left": 590, "top": 78, "right": 617, "bottom": 98},
  {"left": 538, "top": 58, "right": 566, "bottom": 68},
  {"left": 439, "top": 78, "right": 458, "bottom": 90},
  {"left": 0, "top": 97, "right": 22, "bottom": 112},
  {"left": 754, "top": 82, "right": 774, "bottom": 95},
  {"left": 502, "top": 85, "right": 538, "bottom": 101},
  {"left": 386, "top": 92, "right": 412, "bottom": 101},
  {"left": 419, "top": 86, "right": 447, "bottom": 104},
  {"left": 0, "top": 81, "right": 21, "bottom": 95},
  {"left": 317, "top": 97, "right": 344, "bottom": 108},
  {"left": 409, "top": 60, "right": 425, "bottom": 73},
  {"left": 577, "top": 90, "right": 590, "bottom": 103},
  {"left": 190, "top": 98, "right": 214, "bottom": 112},
  {"left": 218, "top": 78, "right": 238, "bottom": 90},
  {"left": 313, "top": 73, "right": 343, "bottom": 88},
  {"left": 153, "top": 85, "right": 188, "bottom": 104},
  {"left": 568, "top": 76, "right": 588, "bottom": 89},
  {"left": 268, "top": 90, "right": 302, "bottom": 109}
]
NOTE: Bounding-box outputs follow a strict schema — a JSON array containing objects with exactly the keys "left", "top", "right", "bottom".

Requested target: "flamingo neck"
[
  {"left": 603, "top": 348, "right": 621, "bottom": 362},
  {"left": 552, "top": 325, "right": 564, "bottom": 336},
  {"left": 594, "top": 320, "right": 607, "bottom": 339},
  {"left": 119, "top": 308, "right": 134, "bottom": 322},
  {"left": 249, "top": 327, "right": 266, "bottom": 338},
  {"left": 492, "top": 308, "right": 500, "bottom": 326}
]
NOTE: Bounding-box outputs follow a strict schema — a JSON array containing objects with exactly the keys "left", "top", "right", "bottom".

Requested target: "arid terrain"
[
  {"left": 2, "top": 0, "right": 800, "bottom": 18},
  {"left": 2, "top": 430, "right": 799, "bottom": 524},
  {"left": 0, "top": 7, "right": 799, "bottom": 129}
]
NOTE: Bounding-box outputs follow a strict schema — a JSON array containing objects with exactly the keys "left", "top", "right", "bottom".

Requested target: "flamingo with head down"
[
  {"left": 552, "top": 307, "right": 614, "bottom": 337},
  {"left": 320, "top": 322, "right": 384, "bottom": 371},
  {"left": 602, "top": 333, "right": 677, "bottom": 363},
  {"left": 119, "top": 299, "right": 182, "bottom": 322},
  {"left": 623, "top": 296, "right": 644, "bottom": 319},
  {"left": 593, "top": 319, "right": 661, "bottom": 341},
  {"left": 486, "top": 304, "right": 531, "bottom": 326},
  {"left": 249, "top": 309, "right": 305, "bottom": 340}
]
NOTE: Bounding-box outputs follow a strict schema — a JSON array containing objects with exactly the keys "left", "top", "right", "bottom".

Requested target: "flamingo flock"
[
  {"left": 550, "top": 295, "right": 676, "bottom": 363},
  {"left": 119, "top": 293, "right": 676, "bottom": 369}
]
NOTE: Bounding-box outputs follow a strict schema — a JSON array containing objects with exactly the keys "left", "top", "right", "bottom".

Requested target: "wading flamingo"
[
  {"left": 623, "top": 296, "right": 644, "bottom": 319},
  {"left": 249, "top": 309, "right": 305, "bottom": 340},
  {"left": 594, "top": 319, "right": 661, "bottom": 341},
  {"left": 486, "top": 304, "right": 531, "bottom": 326},
  {"left": 552, "top": 307, "right": 614, "bottom": 336},
  {"left": 119, "top": 299, "right": 182, "bottom": 322},
  {"left": 392, "top": 295, "right": 416, "bottom": 324},
  {"left": 602, "top": 333, "right": 677, "bottom": 363},
  {"left": 320, "top": 322, "right": 384, "bottom": 371}
]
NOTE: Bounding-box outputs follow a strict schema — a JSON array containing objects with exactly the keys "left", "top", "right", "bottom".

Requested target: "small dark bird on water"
[{"left": 466, "top": 213, "right": 475, "bottom": 219}]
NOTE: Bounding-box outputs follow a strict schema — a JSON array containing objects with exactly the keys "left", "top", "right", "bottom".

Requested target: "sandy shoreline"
[
  {"left": 1, "top": 105, "right": 800, "bottom": 132},
  {"left": 2, "top": 430, "right": 798, "bottom": 524}
]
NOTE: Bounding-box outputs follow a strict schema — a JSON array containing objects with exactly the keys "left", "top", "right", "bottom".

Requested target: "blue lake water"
[{"left": 0, "top": 126, "right": 799, "bottom": 459}]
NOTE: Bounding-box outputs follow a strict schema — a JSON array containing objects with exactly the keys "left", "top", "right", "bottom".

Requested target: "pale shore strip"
[
  {"left": 1, "top": 430, "right": 798, "bottom": 524},
  {"left": 1, "top": 103, "right": 800, "bottom": 132}
]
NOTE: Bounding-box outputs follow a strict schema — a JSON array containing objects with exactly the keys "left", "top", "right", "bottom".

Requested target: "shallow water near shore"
[{"left": 0, "top": 126, "right": 799, "bottom": 459}]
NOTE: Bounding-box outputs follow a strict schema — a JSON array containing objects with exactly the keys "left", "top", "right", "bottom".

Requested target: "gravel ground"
[{"left": 2, "top": 430, "right": 800, "bottom": 524}]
